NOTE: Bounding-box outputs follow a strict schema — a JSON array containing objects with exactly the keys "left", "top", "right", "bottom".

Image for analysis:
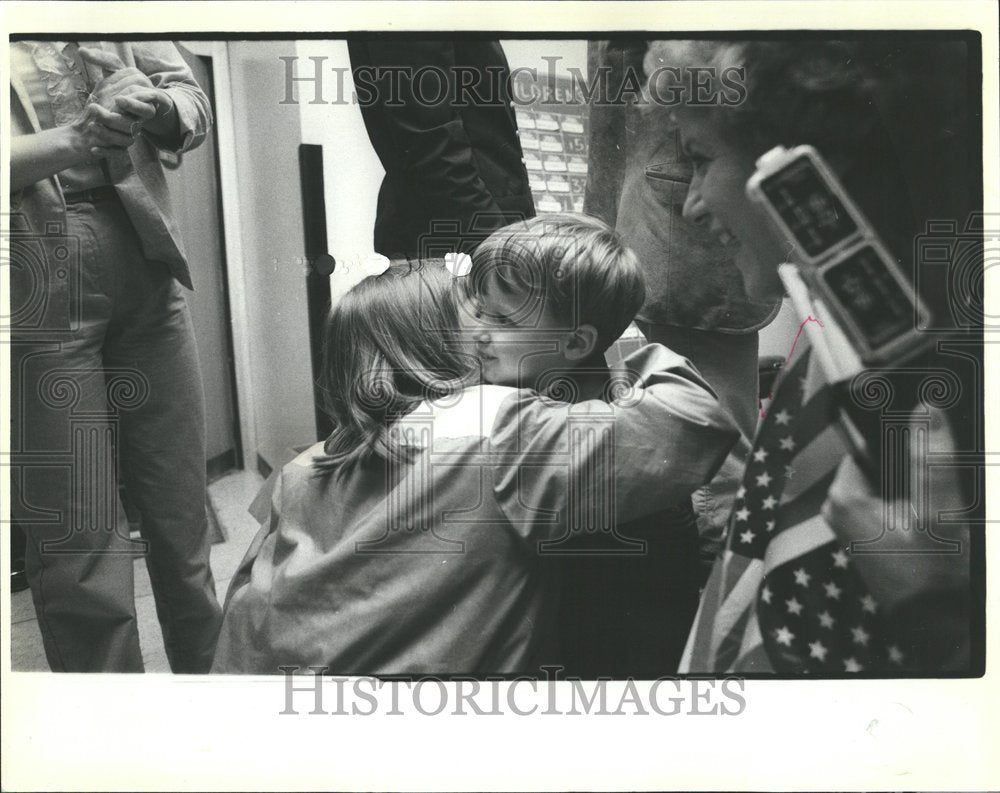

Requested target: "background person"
[
  {"left": 9, "top": 41, "right": 222, "bottom": 672},
  {"left": 348, "top": 38, "right": 536, "bottom": 258},
  {"left": 584, "top": 40, "right": 781, "bottom": 568},
  {"left": 648, "top": 39, "right": 978, "bottom": 673}
]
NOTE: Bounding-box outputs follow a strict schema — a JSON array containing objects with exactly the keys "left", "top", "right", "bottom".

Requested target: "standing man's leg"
[
  {"left": 102, "top": 198, "right": 222, "bottom": 673},
  {"left": 10, "top": 200, "right": 144, "bottom": 672}
]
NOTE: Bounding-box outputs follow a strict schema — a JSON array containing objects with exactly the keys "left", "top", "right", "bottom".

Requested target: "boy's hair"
[
  {"left": 313, "top": 260, "right": 472, "bottom": 472},
  {"left": 467, "top": 213, "right": 645, "bottom": 353}
]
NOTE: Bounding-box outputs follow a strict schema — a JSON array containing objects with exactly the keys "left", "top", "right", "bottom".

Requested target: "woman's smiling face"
[{"left": 672, "top": 109, "right": 789, "bottom": 302}]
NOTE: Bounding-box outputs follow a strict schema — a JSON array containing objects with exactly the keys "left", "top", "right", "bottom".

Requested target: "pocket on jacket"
[{"left": 644, "top": 162, "right": 691, "bottom": 213}]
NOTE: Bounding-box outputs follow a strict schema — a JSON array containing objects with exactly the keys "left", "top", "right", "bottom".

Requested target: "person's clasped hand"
[
  {"left": 73, "top": 47, "right": 176, "bottom": 157},
  {"left": 67, "top": 96, "right": 137, "bottom": 160}
]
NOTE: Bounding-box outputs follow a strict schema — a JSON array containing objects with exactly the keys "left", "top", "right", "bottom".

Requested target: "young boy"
[{"left": 464, "top": 213, "right": 706, "bottom": 678}]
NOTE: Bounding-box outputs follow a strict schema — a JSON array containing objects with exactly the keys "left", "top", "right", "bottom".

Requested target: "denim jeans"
[{"left": 10, "top": 192, "right": 221, "bottom": 672}]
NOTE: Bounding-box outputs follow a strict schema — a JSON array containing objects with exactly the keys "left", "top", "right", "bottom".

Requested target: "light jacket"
[{"left": 9, "top": 40, "right": 211, "bottom": 329}]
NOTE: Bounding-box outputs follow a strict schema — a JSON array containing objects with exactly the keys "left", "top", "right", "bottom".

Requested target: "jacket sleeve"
[
  {"left": 349, "top": 40, "right": 505, "bottom": 225},
  {"left": 490, "top": 343, "right": 740, "bottom": 541},
  {"left": 129, "top": 41, "right": 212, "bottom": 153}
]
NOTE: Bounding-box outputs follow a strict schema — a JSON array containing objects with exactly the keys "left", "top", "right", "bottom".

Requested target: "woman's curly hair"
[{"left": 644, "top": 38, "right": 975, "bottom": 299}]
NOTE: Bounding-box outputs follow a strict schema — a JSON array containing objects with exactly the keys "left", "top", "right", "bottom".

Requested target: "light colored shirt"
[
  {"left": 11, "top": 41, "right": 109, "bottom": 193},
  {"left": 10, "top": 41, "right": 212, "bottom": 314}
]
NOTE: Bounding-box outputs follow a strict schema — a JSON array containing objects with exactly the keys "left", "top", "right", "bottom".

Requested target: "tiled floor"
[{"left": 10, "top": 468, "right": 265, "bottom": 672}]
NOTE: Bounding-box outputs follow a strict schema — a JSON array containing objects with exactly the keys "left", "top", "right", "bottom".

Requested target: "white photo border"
[{"left": 2, "top": 1, "right": 998, "bottom": 790}]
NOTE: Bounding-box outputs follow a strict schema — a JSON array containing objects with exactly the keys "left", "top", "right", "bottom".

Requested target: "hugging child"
[
  {"left": 465, "top": 213, "right": 707, "bottom": 677},
  {"left": 212, "top": 244, "right": 737, "bottom": 676}
]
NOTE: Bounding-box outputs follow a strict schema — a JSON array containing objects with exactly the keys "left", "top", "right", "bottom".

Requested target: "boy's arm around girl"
[{"left": 489, "top": 342, "right": 741, "bottom": 536}]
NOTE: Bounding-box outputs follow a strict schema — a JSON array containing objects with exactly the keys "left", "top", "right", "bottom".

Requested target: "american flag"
[{"left": 680, "top": 340, "right": 904, "bottom": 674}]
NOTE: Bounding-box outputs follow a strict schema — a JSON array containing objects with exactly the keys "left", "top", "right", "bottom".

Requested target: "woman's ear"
[{"left": 562, "top": 324, "right": 600, "bottom": 361}]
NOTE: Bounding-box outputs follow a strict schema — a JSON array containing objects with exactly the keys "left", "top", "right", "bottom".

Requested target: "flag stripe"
[
  {"left": 709, "top": 556, "right": 765, "bottom": 660},
  {"left": 774, "top": 468, "right": 838, "bottom": 536},
  {"left": 738, "top": 606, "right": 763, "bottom": 659},
  {"left": 781, "top": 424, "right": 846, "bottom": 505},
  {"left": 765, "top": 514, "right": 837, "bottom": 572},
  {"left": 715, "top": 593, "right": 754, "bottom": 671},
  {"left": 721, "top": 539, "right": 756, "bottom": 594},
  {"left": 678, "top": 597, "right": 711, "bottom": 672},
  {"left": 680, "top": 556, "right": 738, "bottom": 671}
]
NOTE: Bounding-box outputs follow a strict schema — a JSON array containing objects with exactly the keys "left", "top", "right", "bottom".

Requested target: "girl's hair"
[
  {"left": 465, "top": 213, "right": 645, "bottom": 353},
  {"left": 313, "top": 260, "right": 473, "bottom": 473}
]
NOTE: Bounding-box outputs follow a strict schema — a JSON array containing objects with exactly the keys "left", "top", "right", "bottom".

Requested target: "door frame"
[{"left": 180, "top": 41, "right": 258, "bottom": 472}]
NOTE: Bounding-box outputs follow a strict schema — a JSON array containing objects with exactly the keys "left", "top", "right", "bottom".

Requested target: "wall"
[
  {"left": 295, "top": 40, "right": 385, "bottom": 260},
  {"left": 165, "top": 46, "right": 237, "bottom": 467},
  {"left": 218, "top": 39, "right": 386, "bottom": 472},
  {"left": 227, "top": 40, "right": 317, "bottom": 470},
  {"left": 501, "top": 39, "right": 588, "bottom": 78}
]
